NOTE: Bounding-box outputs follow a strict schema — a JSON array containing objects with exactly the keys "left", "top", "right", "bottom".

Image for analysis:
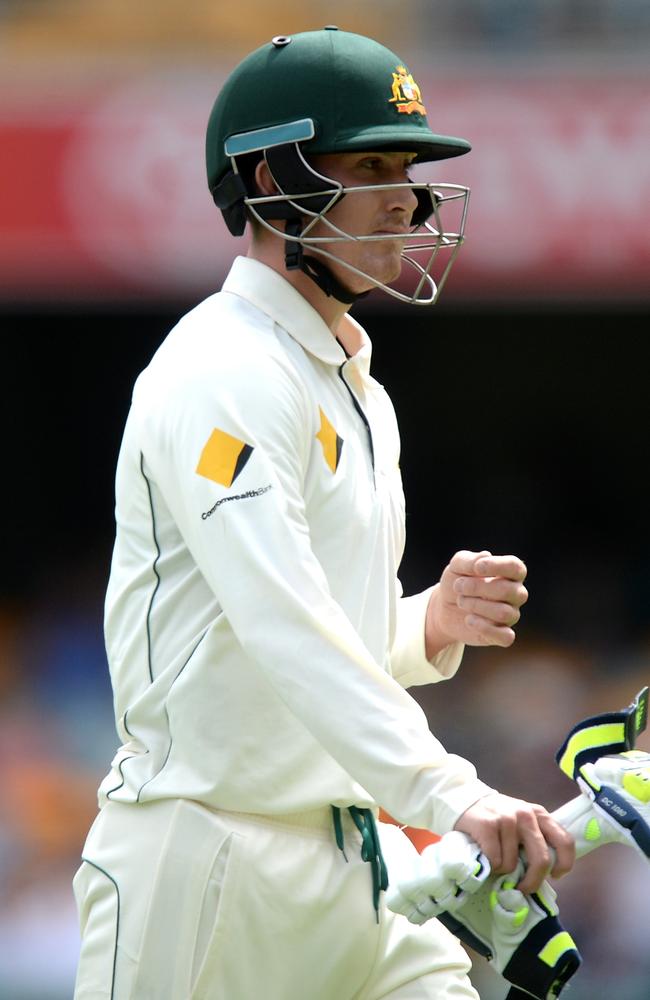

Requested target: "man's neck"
[{"left": 247, "top": 245, "right": 353, "bottom": 340}]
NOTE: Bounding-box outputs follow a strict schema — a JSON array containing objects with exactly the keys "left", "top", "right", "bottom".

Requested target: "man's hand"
[
  {"left": 425, "top": 550, "right": 528, "bottom": 659},
  {"left": 454, "top": 793, "right": 576, "bottom": 894}
]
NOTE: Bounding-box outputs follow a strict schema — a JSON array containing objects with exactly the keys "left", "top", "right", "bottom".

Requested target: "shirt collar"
[{"left": 222, "top": 256, "right": 371, "bottom": 368}]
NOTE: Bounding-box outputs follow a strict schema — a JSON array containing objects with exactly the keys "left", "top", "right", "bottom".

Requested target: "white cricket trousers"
[{"left": 73, "top": 798, "right": 479, "bottom": 1000}]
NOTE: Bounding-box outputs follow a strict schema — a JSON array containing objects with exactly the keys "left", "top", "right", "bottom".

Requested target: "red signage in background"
[
  {"left": 1, "top": 73, "right": 648, "bottom": 303},
  {"left": 0, "top": 78, "right": 235, "bottom": 301},
  {"left": 442, "top": 77, "right": 650, "bottom": 300}
]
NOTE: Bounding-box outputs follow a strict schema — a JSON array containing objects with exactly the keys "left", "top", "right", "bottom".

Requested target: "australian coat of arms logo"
[{"left": 389, "top": 66, "right": 426, "bottom": 115}]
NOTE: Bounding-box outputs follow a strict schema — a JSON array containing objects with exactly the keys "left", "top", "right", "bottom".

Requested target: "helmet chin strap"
[
  {"left": 258, "top": 144, "right": 368, "bottom": 305},
  {"left": 284, "top": 219, "right": 370, "bottom": 305}
]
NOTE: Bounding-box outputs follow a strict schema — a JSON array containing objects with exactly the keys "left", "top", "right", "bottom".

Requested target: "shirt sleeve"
[
  {"left": 136, "top": 349, "right": 492, "bottom": 834},
  {"left": 390, "top": 585, "right": 465, "bottom": 689}
]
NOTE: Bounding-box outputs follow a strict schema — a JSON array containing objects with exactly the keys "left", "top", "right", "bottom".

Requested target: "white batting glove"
[
  {"left": 553, "top": 686, "right": 650, "bottom": 862},
  {"left": 387, "top": 835, "right": 579, "bottom": 1000},
  {"left": 385, "top": 830, "right": 490, "bottom": 925},
  {"left": 553, "top": 749, "right": 650, "bottom": 862}
]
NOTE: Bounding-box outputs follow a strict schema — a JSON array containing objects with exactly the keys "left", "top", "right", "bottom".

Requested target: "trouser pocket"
[{"left": 132, "top": 800, "right": 244, "bottom": 999}]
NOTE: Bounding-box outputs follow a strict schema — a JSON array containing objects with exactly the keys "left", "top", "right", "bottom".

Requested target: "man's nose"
[{"left": 386, "top": 181, "right": 419, "bottom": 218}]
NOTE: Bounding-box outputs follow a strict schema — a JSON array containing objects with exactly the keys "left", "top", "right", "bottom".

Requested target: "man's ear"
[{"left": 254, "top": 159, "right": 278, "bottom": 197}]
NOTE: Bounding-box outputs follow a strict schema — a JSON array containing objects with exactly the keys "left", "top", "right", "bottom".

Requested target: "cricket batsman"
[{"left": 73, "top": 28, "right": 574, "bottom": 999}]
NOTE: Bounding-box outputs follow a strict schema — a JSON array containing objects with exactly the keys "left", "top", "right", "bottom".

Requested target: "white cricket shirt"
[{"left": 99, "top": 256, "right": 493, "bottom": 833}]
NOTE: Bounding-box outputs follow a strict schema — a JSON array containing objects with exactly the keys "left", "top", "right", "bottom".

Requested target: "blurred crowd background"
[{"left": 1, "top": 2, "right": 649, "bottom": 998}]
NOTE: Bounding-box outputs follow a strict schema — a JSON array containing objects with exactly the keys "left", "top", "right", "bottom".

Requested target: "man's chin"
[
  {"left": 327, "top": 252, "right": 403, "bottom": 296},
  {"left": 369, "top": 258, "right": 403, "bottom": 288}
]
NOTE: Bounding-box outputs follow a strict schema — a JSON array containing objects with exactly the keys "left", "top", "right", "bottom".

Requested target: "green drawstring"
[
  {"left": 331, "top": 805, "right": 389, "bottom": 921},
  {"left": 349, "top": 806, "right": 389, "bottom": 920},
  {"left": 331, "top": 804, "right": 349, "bottom": 861}
]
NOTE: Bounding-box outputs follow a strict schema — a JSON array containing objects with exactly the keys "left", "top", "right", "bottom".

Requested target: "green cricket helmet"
[{"left": 205, "top": 28, "right": 472, "bottom": 305}]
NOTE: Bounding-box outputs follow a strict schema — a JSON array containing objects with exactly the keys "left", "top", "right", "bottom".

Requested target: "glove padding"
[
  {"left": 385, "top": 830, "right": 490, "bottom": 925},
  {"left": 554, "top": 685, "right": 650, "bottom": 862},
  {"left": 554, "top": 750, "right": 650, "bottom": 862},
  {"left": 436, "top": 859, "right": 579, "bottom": 1000},
  {"left": 388, "top": 836, "right": 580, "bottom": 1000}
]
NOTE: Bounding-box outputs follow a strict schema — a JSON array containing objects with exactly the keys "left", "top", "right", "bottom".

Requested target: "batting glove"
[
  {"left": 554, "top": 686, "right": 650, "bottom": 862},
  {"left": 385, "top": 829, "right": 490, "bottom": 925},
  {"left": 387, "top": 835, "right": 580, "bottom": 1000}
]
